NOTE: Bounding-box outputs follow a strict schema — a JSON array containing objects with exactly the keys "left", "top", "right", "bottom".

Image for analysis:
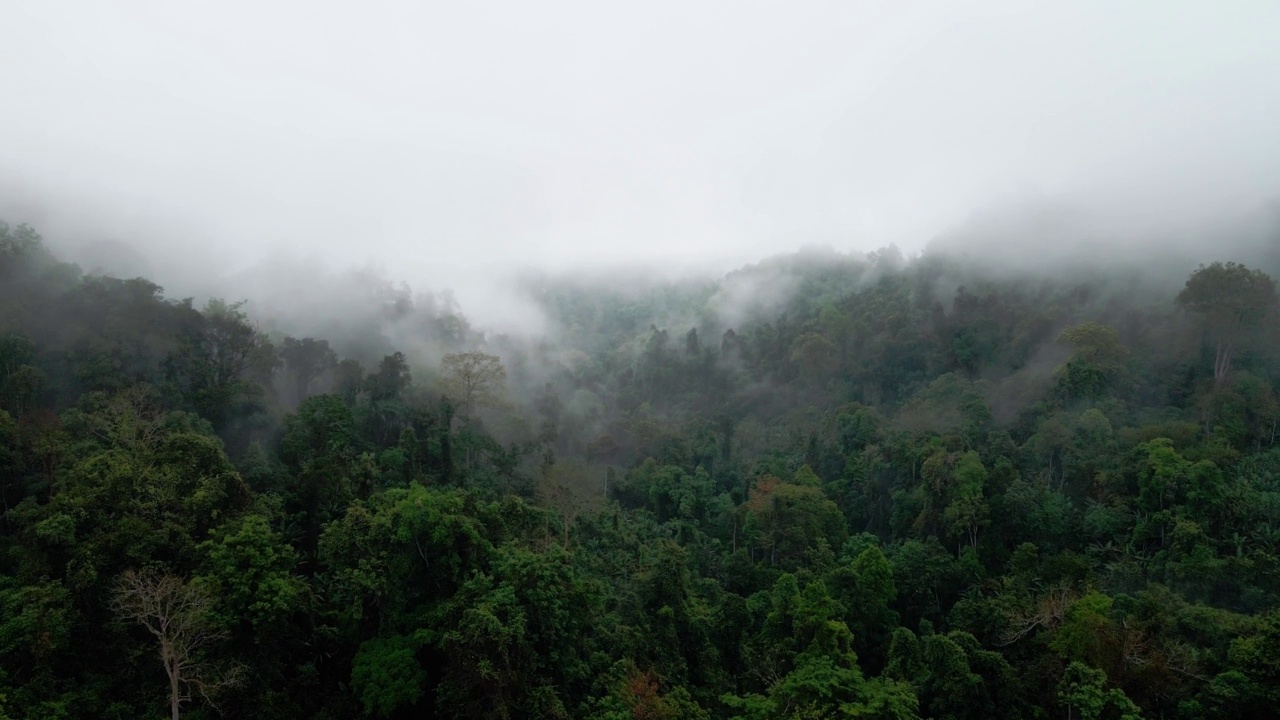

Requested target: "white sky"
[{"left": 2, "top": 1, "right": 1279, "bottom": 314}]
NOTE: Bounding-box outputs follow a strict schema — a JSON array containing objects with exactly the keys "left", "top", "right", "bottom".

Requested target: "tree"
[
  {"left": 196, "top": 514, "right": 305, "bottom": 634},
  {"left": 1177, "top": 262, "right": 1277, "bottom": 385},
  {"left": 726, "top": 578, "right": 919, "bottom": 719},
  {"left": 365, "top": 353, "right": 413, "bottom": 445},
  {"left": 943, "top": 452, "right": 989, "bottom": 551},
  {"left": 0, "top": 222, "right": 49, "bottom": 278},
  {"left": 789, "top": 332, "right": 839, "bottom": 383},
  {"left": 351, "top": 635, "right": 426, "bottom": 718},
  {"left": 279, "top": 337, "right": 337, "bottom": 404},
  {"left": 827, "top": 544, "right": 899, "bottom": 671},
  {"left": 112, "top": 570, "right": 243, "bottom": 720},
  {"left": 367, "top": 352, "right": 411, "bottom": 403},
  {"left": 1217, "top": 610, "right": 1280, "bottom": 716},
  {"left": 0, "top": 409, "right": 20, "bottom": 521},
  {"left": 200, "top": 300, "right": 275, "bottom": 387},
  {"left": 280, "top": 395, "right": 360, "bottom": 563},
  {"left": 333, "top": 358, "right": 365, "bottom": 404},
  {"left": 0, "top": 333, "right": 37, "bottom": 415},
  {"left": 166, "top": 299, "right": 276, "bottom": 427},
  {"left": 1057, "top": 661, "right": 1141, "bottom": 720},
  {"left": 440, "top": 351, "right": 507, "bottom": 416},
  {"left": 1056, "top": 323, "right": 1128, "bottom": 400},
  {"left": 538, "top": 458, "right": 604, "bottom": 547},
  {"left": 1059, "top": 323, "right": 1128, "bottom": 372},
  {"left": 433, "top": 544, "right": 595, "bottom": 719},
  {"left": 744, "top": 476, "right": 847, "bottom": 568}
]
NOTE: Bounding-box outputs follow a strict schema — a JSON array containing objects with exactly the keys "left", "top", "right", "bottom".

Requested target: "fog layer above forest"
[
  {"left": 4, "top": 1, "right": 1279, "bottom": 334},
  {"left": 13, "top": 196, "right": 1277, "bottom": 353}
]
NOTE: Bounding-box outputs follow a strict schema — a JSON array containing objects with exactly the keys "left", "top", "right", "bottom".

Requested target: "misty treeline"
[{"left": 3, "top": 218, "right": 1280, "bottom": 720}]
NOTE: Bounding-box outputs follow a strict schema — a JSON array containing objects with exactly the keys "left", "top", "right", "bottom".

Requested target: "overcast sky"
[{"left": 3, "top": 1, "right": 1279, "bottom": 315}]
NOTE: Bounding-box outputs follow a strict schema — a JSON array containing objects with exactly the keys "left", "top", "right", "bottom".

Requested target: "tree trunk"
[
  {"left": 1214, "top": 341, "right": 1233, "bottom": 385},
  {"left": 171, "top": 673, "right": 181, "bottom": 720},
  {"left": 164, "top": 643, "right": 181, "bottom": 720}
]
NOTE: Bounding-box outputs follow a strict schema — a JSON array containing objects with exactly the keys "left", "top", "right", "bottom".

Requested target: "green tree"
[
  {"left": 280, "top": 395, "right": 361, "bottom": 564},
  {"left": 943, "top": 452, "right": 989, "bottom": 551},
  {"left": 197, "top": 513, "right": 305, "bottom": 633},
  {"left": 1056, "top": 661, "right": 1141, "bottom": 720},
  {"left": 279, "top": 337, "right": 337, "bottom": 404},
  {"left": 1056, "top": 323, "right": 1128, "bottom": 400},
  {"left": 827, "top": 545, "right": 899, "bottom": 671},
  {"left": 1176, "top": 262, "right": 1277, "bottom": 385},
  {"left": 789, "top": 332, "right": 839, "bottom": 384},
  {"left": 727, "top": 578, "right": 918, "bottom": 719},
  {"left": 744, "top": 476, "right": 847, "bottom": 568},
  {"left": 440, "top": 351, "right": 508, "bottom": 417},
  {"left": 350, "top": 635, "right": 425, "bottom": 718},
  {"left": 538, "top": 458, "right": 604, "bottom": 547}
]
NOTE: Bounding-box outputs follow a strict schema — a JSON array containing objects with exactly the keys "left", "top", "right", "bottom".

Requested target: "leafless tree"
[
  {"left": 112, "top": 570, "right": 243, "bottom": 720},
  {"left": 998, "top": 584, "right": 1078, "bottom": 646}
]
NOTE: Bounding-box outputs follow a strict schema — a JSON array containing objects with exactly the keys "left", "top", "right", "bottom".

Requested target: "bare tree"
[
  {"left": 997, "top": 584, "right": 1078, "bottom": 646},
  {"left": 112, "top": 570, "right": 243, "bottom": 720}
]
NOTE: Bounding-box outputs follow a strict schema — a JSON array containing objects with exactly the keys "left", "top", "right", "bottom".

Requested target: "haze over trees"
[
  {"left": 1, "top": 218, "right": 1280, "bottom": 719},
  {"left": 1176, "top": 262, "right": 1278, "bottom": 386}
]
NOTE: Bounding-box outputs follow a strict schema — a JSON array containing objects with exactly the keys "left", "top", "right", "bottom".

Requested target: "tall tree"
[
  {"left": 1056, "top": 322, "right": 1129, "bottom": 400},
  {"left": 367, "top": 352, "right": 411, "bottom": 403},
  {"left": 1176, "top": 262, "right": 1277, "bottom": 385},
  {"left": 943, "top": 452, "right": 990, "bottom": 552},
  {"left": 537, "top": 458, "right": 604, "bottom": 547},
  {"left": 112, "top": 570, "right": 243, "bottom": 720},
  {"left": 440, "top": 351, "right": 507, "bottom": 417},
  {"left": 167, "top": 299, "right": 276, "bottom": 426},
  {"left": 279, "top": 337, "right": 337, "bottom": 404}
]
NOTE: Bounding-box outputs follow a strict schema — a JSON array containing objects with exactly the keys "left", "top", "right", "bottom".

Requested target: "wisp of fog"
[{"left": 2, "top": 0, "right": 1279, "bottom": 331}]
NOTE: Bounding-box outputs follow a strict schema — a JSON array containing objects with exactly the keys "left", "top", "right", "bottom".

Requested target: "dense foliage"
[{"left": 2, "top": 219, "right": 1280, "bottom": 719}]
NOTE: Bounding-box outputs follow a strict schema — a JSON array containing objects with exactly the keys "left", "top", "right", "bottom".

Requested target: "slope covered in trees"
[{"left": 3, "top": 219, "right": 1280, "bottom": 719}]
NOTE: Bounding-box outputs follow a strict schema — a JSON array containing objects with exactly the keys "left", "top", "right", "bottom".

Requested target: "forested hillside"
[{"left": 4, "top": 218, "right": 1280, "bottom": 719}]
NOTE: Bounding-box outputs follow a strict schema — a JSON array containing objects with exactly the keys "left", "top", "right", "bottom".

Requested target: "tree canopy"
[{"left": 1, "top": 219, "right": 1279, "bottom": 718}]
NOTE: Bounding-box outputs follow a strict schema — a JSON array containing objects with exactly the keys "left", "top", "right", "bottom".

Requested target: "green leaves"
[
  {"left": 744, "top": 476, "right": 847, "bottom": 569},
  {"left": 9, "top": 216, "right": 1280, "bottom": 720},
  {"left": 22, "top": 400, "right": 250, "bottom": 592},
  {"left": 197, "top": 514, "right": 305, "bottom": 632},
  {"left": 1057, "top": 322, "right": 1129, "bottom": 399},
  {"left": 725, "top": 576, "right": 919, "bottom": 719},
  {"left": 1177, "top": 262, "right": 1278, "bottom": 384},
  {"left": 942, "top": 453, "right": 989, "bottom": 551},
  {"left": 350, "top": 635, "right": 426, "bottom": 718},
  {"left": 1057, "top": 662, "right": 1141, "bottom": 720},
  {"left": 439, "top": 351, "right": 506, "bottom": 416},
  {"left": 428, "top": 544, "right": 595, "bottom": 719},
  {"left": 1178, "top": 262, "right": 1278, "bottom": 327}
]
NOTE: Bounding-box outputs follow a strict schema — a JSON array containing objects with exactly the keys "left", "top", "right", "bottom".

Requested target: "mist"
[
  {"left": 9, "top": 6, "right": 1280, "bottom": 713},
  {"left": 3, "top": 0, "right": 1279, "bottom": 334}
]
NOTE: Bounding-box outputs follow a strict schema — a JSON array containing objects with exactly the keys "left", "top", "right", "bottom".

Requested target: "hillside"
[{"left": 2, "top": 219, "right": 1280, "bottom": 719}]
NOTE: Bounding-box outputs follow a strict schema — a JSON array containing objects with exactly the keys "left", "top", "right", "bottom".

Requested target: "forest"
[{"left": 2, "top": 218, "right": 1280, "bottom": 720}]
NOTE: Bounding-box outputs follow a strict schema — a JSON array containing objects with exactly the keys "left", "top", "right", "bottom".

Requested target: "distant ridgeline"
[{"left": 2, "top": 218, "right": 1280, "bottom": 719}]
